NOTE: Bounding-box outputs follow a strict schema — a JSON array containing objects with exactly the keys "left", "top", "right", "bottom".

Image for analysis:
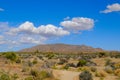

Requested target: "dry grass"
[
  {"left": 114, "top": 69, "right": 120, "bottom": 77},
  {"left": 95, "top": 71, "right": 107, "bottom": 77}
]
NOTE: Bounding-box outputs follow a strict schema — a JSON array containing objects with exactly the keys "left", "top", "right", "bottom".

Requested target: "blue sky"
[{"left": 0, "top": 0, "right": 120, "bottom": 51}]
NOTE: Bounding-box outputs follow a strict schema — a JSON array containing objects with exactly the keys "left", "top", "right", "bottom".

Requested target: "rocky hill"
[{"left": 19, "top": 43, "right": 104, "bottom": 54}]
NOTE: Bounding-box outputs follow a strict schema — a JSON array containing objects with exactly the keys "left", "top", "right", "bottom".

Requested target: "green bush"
[
  {"left": 32, "top": 58, "right": 38, "bottom": 65},
  {"left": 4, "top": 52, "right": 18, "bottom": 62},
  {"left": 77, "top": 60, "right": 87, "bottom": 67},
  {"left": 39, "top": 70, "right": 50, "bottom": 79},
  {"left": 46, "top": 53, "right": 55, "bottom": 59},
  {"left": 62, "top": 64, "right": 69, "bottom": 70},
  {"left": 0, "top": 73, "right": 11, "bottom": 80}
]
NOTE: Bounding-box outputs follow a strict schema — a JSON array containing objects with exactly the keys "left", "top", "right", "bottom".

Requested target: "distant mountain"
[{"left": 19, "top": 43, "right": 104, "bottom": 53}]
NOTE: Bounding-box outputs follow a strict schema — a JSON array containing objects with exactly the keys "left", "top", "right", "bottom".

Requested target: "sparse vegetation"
[{"left": 0, "top": 50, "right": 119, "bottom": 80}]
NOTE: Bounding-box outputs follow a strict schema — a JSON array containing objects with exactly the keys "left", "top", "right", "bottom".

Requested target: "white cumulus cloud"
[
  {"left": 37, "top": 24, "right": 70, "bottom": 37},
  {"left": 20, "top": 36, "right": 43, "bottom": 44},
  {"left": 8, "top": 21, "right": 70, "bottom": 37},
  {"left": 60, "top": 17, "right": 94, "bottom": 32},
  {"left": 100, "top": 3, "right": 120, "bottom": 13}
]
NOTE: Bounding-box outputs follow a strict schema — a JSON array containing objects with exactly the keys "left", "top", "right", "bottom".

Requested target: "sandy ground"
[
  {"left": 52, "top": 69, "right": 118, "bottom": 80},
  {"left": 52, "top": 70, "right": 80, "bottom": 80}
]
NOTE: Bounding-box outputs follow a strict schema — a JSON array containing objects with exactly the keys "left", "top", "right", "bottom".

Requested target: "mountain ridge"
[{"left": 19, "top": 43, "right": 104, "bottom": 53}]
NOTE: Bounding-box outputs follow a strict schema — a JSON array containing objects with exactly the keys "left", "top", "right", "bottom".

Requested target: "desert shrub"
[
  {"left": 77, "top": 60, "right": 87, "bottom": 67},
  {"left": 0, "top": 73, "right": 11, "bottom": 80},
  {"left": 21, "top": 67, "right": 30, "bottom": 72},
  {"left": 62, "top": 64, "right": 69, "bottom": 70},
  {"left": 79, "top": 70, "right": 93, "bottom": 80},
  {"left": 46, "top": 53, "right": 55, "bottom": 59},
  {"left": 90, "top": 67, "right": 97, "bottom": 72},
  {"left": 98, "top": 52, "right": 106, "bottom": 58},
  {"left": 86, "top": 61, "right": 97, "bottom": 66},
  {"left": 24, "top": 76, "right": 33, "bottom": 80},
  {"left": 11, "top": 73, "right": 19, "bottom": 80},
  {"left": 95, "top": 71, "right": 107, "bottom": 77},
  {"left": 78, "top": 66, "right": 90, "bottom": 71},
  {"left": 114, "top": 69, "right": 120, "bottom": 77},
  {"left": 114, "top": 54, "right": 120, "bottom": 58},
  {"left": 58, "top": 58, "right": 68, "bottom": 65},
  {"left": 4, "top": 52, "right": 18, "bottom": 62},
  {"left": 30, "top": 69, "right": 39, "bottom": 77},
  {"left": 52, "top": 65, "right": 57, "bottom": 69},
  {"left": 99, "top": 77, "right": 104, "bottom": 80},
  {"left": 34, "top": 49, "right": 39, "bottom": 54},
  {"left": 15, "top": 58, "right": 21, "bottom": 63},
  {"left": 32, "top": 58, "right": 38, "bottom": 65},
  {"left": 104, "top": 66, "right": 113, "bottom": 74},
  {"left": 39, "top": 70, "right": 50, "bottom": 80},
  {"left": 37, "top": 55, "right": 43, "bottom": 60},
  {"left": 30, "top": 69, "right": 50, "bottom": 80},
  {"left": 28, "top": 61, "right": 33, "bottom": 67},
  {"left": 105, "top": 59, "right": 111, "bottom": 66},
  {"left": 66, "top": 63, "right": 76, "bottom": 67},
  {"left": 114, "top": 63, "right": 120, "bottom": 69}
]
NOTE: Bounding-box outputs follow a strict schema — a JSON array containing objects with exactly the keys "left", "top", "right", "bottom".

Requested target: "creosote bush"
[
  {"left": 0, "top": 73, "right": 11, "bottom": 80},
  {"left": 62, "top": 64, "right": 69, "bottom": 70},
  {"left": 104, "top": 66, "right": 113, "bottom": 74},
  {"left": 79, "top": 70, "right": 93, "bottom": 80},
  {"left": 105, "top": 59, "right": 111, "bottom": 66},
  {"left": 90, "top": 67, "right": 97, "bottom": 72},
  {"left": 30, "top": 69, "right": 50, "bottom": 80},
  {"left": 4, "top": 52, "right": 18, "bottom": 62},
  {"left": 0, "top": 70, "right": 19, "bottom": 80},
  {"left": 77, "top": 59, "right": 87, "bottom": 67},
  {"left": 32, "top": 58, "right": 38, "bottom": 65}
]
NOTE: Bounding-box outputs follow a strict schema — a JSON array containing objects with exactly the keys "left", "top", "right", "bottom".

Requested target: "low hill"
[{"left": 19, "top": 43, "right": 104, "bottom": 54}]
